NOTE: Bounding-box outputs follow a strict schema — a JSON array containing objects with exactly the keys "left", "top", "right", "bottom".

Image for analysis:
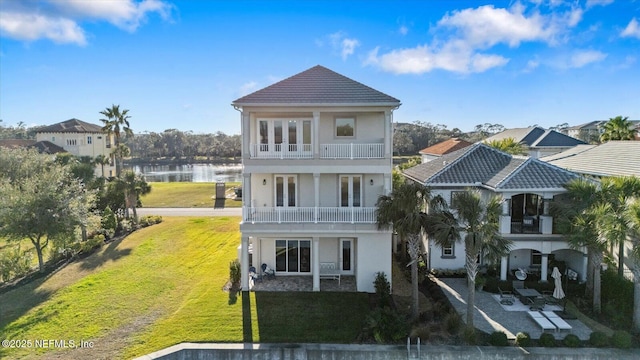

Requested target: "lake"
[{"left": 128, "top": 164, "right": 242, "bottom": 183}]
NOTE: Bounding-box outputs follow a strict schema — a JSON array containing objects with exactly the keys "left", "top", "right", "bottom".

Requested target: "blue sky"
[{"left": 1, "top": 0, "right": 639, "bottom": 135}]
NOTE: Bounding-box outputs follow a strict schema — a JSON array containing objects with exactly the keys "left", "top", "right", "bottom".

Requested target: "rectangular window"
[
  {"left": 275, "top": 175, "right": 296, "bottom": 207},
  {"left": 259, "top": 120, "right": 268, "bottom": 151},
  {"left": 531, "top": 250, "right": 542, "bottom": 265},
  {"left": 442, "top": 243, "right": 454, "bottom": 257},
  {"left": 336, "top": 118, "right": 355, "bottom": 137},
  {"left": 66, "top": 139, "right": 77, "bottom": 146},
  {"left": 87, "top": 136, "right": 92, "bottom": 144},
  {"left": 275, "top": 240, "right": 311, "bottom": 273},
  {"left": 340, "top": 175, "right": 362, "bottom": 207}
]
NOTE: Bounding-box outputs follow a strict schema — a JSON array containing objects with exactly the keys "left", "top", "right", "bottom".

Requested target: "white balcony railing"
[
  {"left": 250, "top": 144, "right": 313, "bottom": 159},
  {"left": 320, "top": 143, "right": 384, "bottom": 159},
  {"left": 243, "top": 207, "right": 377, "bottom": 224}
]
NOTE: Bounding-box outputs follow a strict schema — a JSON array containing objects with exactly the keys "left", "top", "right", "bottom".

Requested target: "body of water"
[{"left": 129, "top": 164, "right": 242, "bottom": 183}]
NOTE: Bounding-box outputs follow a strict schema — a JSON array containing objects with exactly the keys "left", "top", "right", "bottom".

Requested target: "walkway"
[{"left": 435, "top": 277, "right": 592, "bottom": 340}]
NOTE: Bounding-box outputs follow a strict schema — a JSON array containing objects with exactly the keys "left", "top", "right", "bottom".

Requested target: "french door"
[
  {"left": 258, "top": 119, "right": 311, "bottom": 156},
  {"left": 340, "top": 238, "right": 354, "bottom": 274},
  {"left": 275, "top": 175, "right": 297, "bottom": 207},
  {"left": 340, "top": 175, "right": 362, "bottom": 207}
]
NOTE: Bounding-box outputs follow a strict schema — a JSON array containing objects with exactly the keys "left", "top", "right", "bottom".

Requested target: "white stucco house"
[
  {"left": 403, "top": 143, "right": 589, "bottom": 283},
  {"left": 232, "top": 65, "right": 400, "bottom": 293},
  {"left": 483, "top": 126, "right": 586, "bottom": 159},
  {"left": 36, "top": 118, "right": 116, "bottom": 177}
]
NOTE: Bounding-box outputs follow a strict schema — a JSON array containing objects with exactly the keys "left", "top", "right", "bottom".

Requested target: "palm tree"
[
  {"left": 118, "top": 170, "right": 151, "bottom": 223},
  {"left": 94, "top": 154, "right": 110, "bottom": 178},
  {"left": 429, "top": 189, "right": 512, "bottom": 328},
  {"left": 375, "top": 182, "right": 444, "bottom": 319},
  {"left": 625, "top": 197, "right": 640, "bottom": 331},
  {"left": 100, "top": 104, "right": 133, "bottom": 176},
  {"left": 600, "top": 116, "right": 638, "bottom": 142},
  {"left": 484, "top": 137, "right": 527, "bottom": 155}
]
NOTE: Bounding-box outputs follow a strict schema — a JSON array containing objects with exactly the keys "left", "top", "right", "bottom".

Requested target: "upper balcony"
[
  {"left": 249, "top": 143, "right": 384, "bottom": 159},
  {"left": 243, "top": 206, "right": 377, "bottom": 224}
]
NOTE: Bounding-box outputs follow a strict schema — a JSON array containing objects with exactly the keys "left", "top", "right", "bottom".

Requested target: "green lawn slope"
[{"left": 140, "top": 182, "right": 242, "bottom": 208}]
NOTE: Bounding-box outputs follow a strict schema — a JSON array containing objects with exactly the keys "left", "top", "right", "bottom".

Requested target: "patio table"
[{"left": 514, "top": 288, "right": 541, "bottom": 303}]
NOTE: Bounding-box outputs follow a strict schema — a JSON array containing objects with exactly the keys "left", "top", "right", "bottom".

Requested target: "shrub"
[
  {"left": 363, "top": 307, "right": 408, "bottom": 343},
  {"left": 538, "top": 333, "right": 556, "bottom": 347},
  {"left": 610, "top": 330, "right": 632, "bottom": 349},
  {"left": 562, "top": 334, "right": 581, "bottom": 348},
  {"left": 374, "top": 272, "right": 392, "bottom": 308},
  {"left": 80, "top": 236, "right": 105, "bottom": 253},
  {"left": 488, "top": 331, "right": 508, "bottom": 346},
  {"left": 515, "top": 332, "right": 531, "bottom": 347},
  {"left": 443, "top": 311, "right": 462, "bottom": 335},
  {"left": 139, "top": 215, "right": 163, "bottom": 227},
  {"left": 601, "top": 269, "right": 633, "bottom": 329},
  {"left": 462, "top": 326, "right": 478, "bottom": 345},
  {"left": 102, "top": 207, "right": 117, "bottom": 234},
  {"left": 589, "top": 331, "right": 609, "bottom": 348},
  {"left": 229, "top": 259, "right": 241, "bottom": 287},
  {"left": 0, "top": 246, "right": 32, "bottom": 282}
]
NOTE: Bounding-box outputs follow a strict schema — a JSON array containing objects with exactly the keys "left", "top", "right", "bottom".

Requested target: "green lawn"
[
  {"left": 0, "top": 217, "right": 370, "bottom": 359},
  {"left": 141, "top": 182, "right": 242, "bottom": 208}
]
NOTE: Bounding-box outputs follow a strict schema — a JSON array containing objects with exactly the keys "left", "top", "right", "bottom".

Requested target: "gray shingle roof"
[
  {"left": 37, "top": 118, "right": 103, "bottom": 133},
  {"left": 404, "top": 143, "right": 580, "bottom": 191},
  {"left": 541, "top": 141, "right": 640, "bottom": 177},
  {"left": 232, "top": 65, "right": 400, "bottom": 106}
]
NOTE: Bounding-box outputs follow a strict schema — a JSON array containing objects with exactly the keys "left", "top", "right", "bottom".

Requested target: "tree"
[
  {"left": 94, "top": 154, "right": 111, "bottom": 178},
  {"left": 600, "top": 116, "right": 638, "bottom": 142},
  {"left": 375, "top": 182, "right": 444, "bottom": 319},
  {"left": 625, "top": 197, "right": 640, "bottom": 331},
  {"left": 0, "top": 148, "right": 96, "bottom": 272},
  {"left": 485, "top": 138, "right": 527, "bottom": 155},
  {"left": 429, "top": 189, "right": 512, "bottom": 328},
  {"left": 100, "top": 104, "right": 133, "bottom": 176},
  {"left": 117, "top": 170, "right": 152, "bottom": 223}
]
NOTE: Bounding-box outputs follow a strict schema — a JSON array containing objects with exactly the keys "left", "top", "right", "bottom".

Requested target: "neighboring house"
[
  {"left": 232, "top": 65, "right": 400, "bottom": 293},
  {"left": 483, "top": 126, "right": 585, "bottom": 158},
  {"left": 541, "top": 141, "right": 640, "bottom": 178},
  {"left": 36, "top": 118, "right": 116, "bottom": 177},
  {"left": 562, "top": 120, "right": 640, "bottom": 142},
  {"left": 403, "top": 143, "right": 587, "bottom": 283},
  {"left": 0, "top": 139, "right": 66, "bottom": 154},
  {"left": 418, "top": 137, "right": 472, "bottom": 163}
]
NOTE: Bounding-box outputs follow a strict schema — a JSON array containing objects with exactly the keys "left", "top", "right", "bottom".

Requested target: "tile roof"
[
  {"left": 419, "top": 137, "right": 473, "bottom": 156},
  {"left": 484, "top": 127, "right": 545, "bottom": 145},
  {"left": 529, "top": 129, "right": 586, "bottom": 147},
  {"left": 37, "top": 118, "right": 103, "bottom": 133},
  {"left": 0, "top": 139, "right": 37, "bottom": 149},
  {"left": 404, "top": 143, "right": 580, "bottom": 191},
  {"left": 541, "top": 141, "right": 640, "bottom": 177},
  {"left": 232, "top": 65, "right": 400, "bottom": 106},
  {"left": 0, "top": 139, "right": 66, "bottom": 154},
  {"left": 30, "top": 141, "right": 66, "bottom": 154}
]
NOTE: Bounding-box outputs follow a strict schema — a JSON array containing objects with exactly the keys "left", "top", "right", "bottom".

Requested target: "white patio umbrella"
[{"left": 551, "top": 267, "right": 565, "bottom": 300}]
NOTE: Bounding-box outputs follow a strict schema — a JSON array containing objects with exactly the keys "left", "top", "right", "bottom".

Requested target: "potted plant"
[{"left": 475, "top": 275, "right": 487, "bottom": 291}]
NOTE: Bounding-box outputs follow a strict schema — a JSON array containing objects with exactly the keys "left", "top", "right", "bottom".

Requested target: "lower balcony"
[{"left": 243, "top": 206, "right": 376, "bottom": 224}]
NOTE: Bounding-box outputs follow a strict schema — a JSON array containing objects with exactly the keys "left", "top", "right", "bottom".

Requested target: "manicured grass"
[
  {"left": 0, "top": 217, "right": 370, "bottom": 359},
  {"left": 141, "top": 182, "right": 242, "bottom": 208}
]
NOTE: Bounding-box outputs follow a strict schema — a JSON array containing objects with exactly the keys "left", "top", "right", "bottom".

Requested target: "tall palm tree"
[
  {"left": 117, "top": 170, "right": 151, "bottom": 223},
  {"left": 600, "top": 116, "right": 638, "bottom": 142},
  {"left": 485, "top": 137, "right": 527, "bottom": 155},
  {"left": 94, "top": 154, "right": 110, "bottom": 178},
  {"left": 100, "top": 104, "right": 133, "bottom": 176},
  {"left": 625, "top": 197, "right": 640, "bottom": 331},
  {"left": 429, "top": 189, "right": 512, "bottom": 328},
  {"left": 375, "top": 182, "right": 444, "bottom": 319}
]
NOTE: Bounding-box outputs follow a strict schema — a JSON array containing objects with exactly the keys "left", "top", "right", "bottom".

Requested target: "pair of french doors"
[{"left": 258, "top": 119, "right": 311, "bottom": 155}]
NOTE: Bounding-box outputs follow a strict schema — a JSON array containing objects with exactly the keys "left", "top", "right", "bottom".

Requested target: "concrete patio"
[
  {"left": 436, "top": 277, "right": 593, "bottom": 340},
  {"left": 250, "top": 275, "right": 356, "bottom": 292}
]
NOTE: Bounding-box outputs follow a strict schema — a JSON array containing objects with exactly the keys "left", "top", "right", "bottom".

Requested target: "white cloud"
[
  {"left": 328, "top": 31, "right": 360, "bottom": 60},
  {"left": 524, "top": 59, "right": 540, "bottom": 72},
  {"left": 569, "top": 50, "right": 607, "bottom": 68},
  {"left": 0, "top": 0, "right": 173, "bottom": 45},
  {"left": 586, "top": 0, "right": 614, "bottom": 8},
  {"left": 399, "top": 25, "right": 408, "bottom": 36},
  {"left": 239, "top": 81, "right": 258, "bottom": 96},
  {"left": 621, "top": 18, "right": 640, "bottom": 39}
]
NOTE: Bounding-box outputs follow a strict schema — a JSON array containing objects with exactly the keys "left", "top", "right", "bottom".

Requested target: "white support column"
[
  {"left": 241, "top": 236, "right": 250, "bottom": 291},
  {"left": 383, "top": 173, "right": 391, "bottom": 195},
  {"left": 500, "top": 256, "right": 508, "bottom": 281},
  {"left": 502, "top": 198, "right": 510, "bottom": 215},
  {"left": 384, "top": 110, "right": 391, "bottom": 159},
  {"left": 540, "top": 254, "right": 549, "bottom": 282},
  {"left": 314, "top": 173, "right": 320, "bottom": 223},
  {"left": 241, "top": 111, "right": 251, "bottom": 157},
  {"left": 313, "top": 237, "right": 320, "bottom": 291},
  {"left": 243, "top": 173, "right": 251, "bottom": 219},
  {"left": 313, "top": 111, "right": 320, "bottom": 159},
  {"left": 581, "top": 253, "right": 588, "bottom": 283}
]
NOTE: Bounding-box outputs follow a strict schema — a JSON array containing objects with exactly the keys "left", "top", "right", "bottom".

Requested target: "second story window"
[
  {"left": 66, "top": 139, "right": 77, "bottom": 146},
  {"left": 87, "top": 136, "right": 92, "bottom": 144},
  {"left": 336, "top": 118, "right": 355, "bottom": 137}
]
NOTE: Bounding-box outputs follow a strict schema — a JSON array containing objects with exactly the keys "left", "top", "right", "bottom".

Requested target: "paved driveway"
[
  {"left": 137, "top": 207, "right": 242, "bottom": 217},
  {"left": 435, "top": 277, "right": 592, "bottom": 340}
]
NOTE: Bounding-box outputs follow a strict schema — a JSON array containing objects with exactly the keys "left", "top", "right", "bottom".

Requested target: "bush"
[
  {"left": 589, "top": 331, "right": 609, "bottom": 347},
  {"left": 610, "top": 330, "right": 632, "bottom": 349},
  {"left": 538, "top": 333, "right": 556, "bottom": 347},
  {"left": 443, "top": 311, "right": 462, "bottom": 335},
  {"left": 562, "top": 334, "right": 581, "bottom": 348},
  {"left": 80, "top": 236, "right": 105, "bottom": 253},
  {"left": 139, "top": 215, "right": 163, "bottom": 227},
  {"left": 601, "top": 269, "right": 633, "bottom": 329},
  {"left": 229, "top": 259, "right": 241, "bottom": 287},
  {"left": 462, "top": 326, "right": 478, "bottom": 345},
  {"left": 488, "top": 331, "right": 508, "bottom": 346},
  {"left": 374, "top": 272, "right": 392, "bottom": 308},
  {"left": 363, "top": 307, "right": 408, "bottom": 343},
  {"left": 102, "top": 207, "right": 117, "bottom": 234},
  {"left": 515, "top": 332, "right": 531, "bottom": 347},
  {"left": 0, "top": 246, "right": 33, "bottom": 282}
]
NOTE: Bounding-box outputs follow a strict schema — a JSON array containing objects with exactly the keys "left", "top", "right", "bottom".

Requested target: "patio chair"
[
  {"left": 249, "top": 266, "right": 262, "bottom": 283},
  {"left": 529, "top": 296, "right": 546, "bottom": 311},
  {"left": 498, "top": 287, "right": 514, "bottom": 305},
  {"left": 261, "top": 263, "right": 275, "bottom": 280}
]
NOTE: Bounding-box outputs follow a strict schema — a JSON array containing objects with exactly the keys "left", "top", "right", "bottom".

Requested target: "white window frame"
[
  {"left": 275, "top": 239, "right": 311, "bottom": 273},
  {"left": 274, "top": 174, "right": 297, "bottom": 207},
  {"left": 256, "top": 118, "right": 312, "bottom": 154},
  {"left": 339, "top": 175, "right": 362, "bottom": 207},
  {"left": 340, "top": 238, "right": 354, "bottom": 275},
  {"left": 442, "top": 243, "right": 455, "bottom": 258},
  {"left": 335, "top": 117, "right": 355, "bottom": 138}
]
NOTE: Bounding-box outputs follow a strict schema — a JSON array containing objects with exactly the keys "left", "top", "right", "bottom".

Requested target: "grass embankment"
[
  {"left": 0, "top": 217, "right": 369, "bottom": 359},
  {"left": 141, "top": 182, "right": 242, "bottom": 208}
]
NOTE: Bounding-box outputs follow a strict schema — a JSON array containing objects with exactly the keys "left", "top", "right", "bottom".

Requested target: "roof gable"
[
  {"left": 419, "top": 137, "right": 473, "bottom": 156},
  {"left": 484, "top": 127, "right": 542, "bottom": 144},
  {"left": 232, "top": 65, "right": 400, "bottom": 106},
  {"left": 37, "top": 118, "right": 103, "bottom": 134},
  {"left": 530, "top": 130, "right": 586, "bottom": 147}
]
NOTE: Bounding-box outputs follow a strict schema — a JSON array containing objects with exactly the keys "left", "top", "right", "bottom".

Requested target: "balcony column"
[
  {"left": 540, "top": 254, "right": 549, "bottom": 282},
  {"left": 314, "top": 173, "right": 320, "bottom": 223},
  {"left": 543, "top": 198, "right": 551, "bottom": 215},
  {"left": 313, "top": 237, "right": 320, "bottom": 291},
  {"left": 502, "top": 198, "right": 510, "bottom": 215},
  {"left": 313, "top": 111, "right": 320, "bottom": 159},
  {"left": 384, "top": 110, "right": 391, "bottom": 159},
  {"left": 500, "top": 256, "right": 508, "bottom": 281},
  {"left": 581, "top": 252, "right": 588, "bottom": 283},
  {"left": 241, "top": 111, "right": 250, "bottom": 157},
  {"left": 383, "top": 173, "right": 391, "bottom": 195},
  {"left": 241, "top": 235, "right": 250, "bottom": 291},
  {"left": 243, "top": 173, "right": 252, "bottom": 213}
]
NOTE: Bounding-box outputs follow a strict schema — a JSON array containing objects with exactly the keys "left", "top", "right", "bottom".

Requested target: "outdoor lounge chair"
[
  {"left": 542, "top": 290, "right": 559, "bottom": 305},
  {"left": 261, "top": 263, "right": 275, "bottom": 280},
  {"left": 528, "top": 296, "right": 546, "bottom": 311},
  {"left": 498, "top": 287, "right": 514, "bottom": 305},
  {"left": 528, "top": 311, "right": 556, "bottom": 331}
]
